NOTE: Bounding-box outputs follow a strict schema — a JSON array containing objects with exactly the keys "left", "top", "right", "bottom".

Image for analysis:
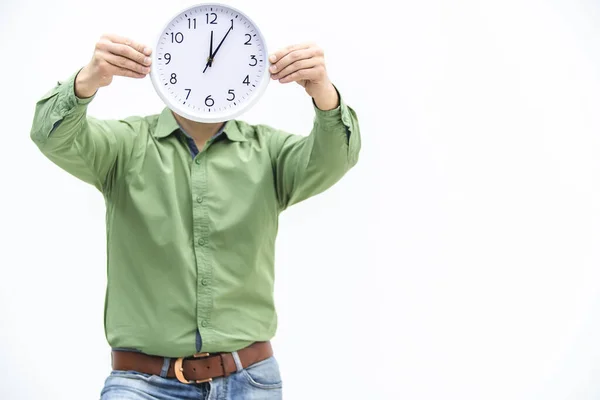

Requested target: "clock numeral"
[
  {"left": 205, "top": 95, "right": 214, "bottom": 107},
  {"left": 206, "top": 12, "right": 217, "bottom": 24},
  {"left": 243, "top": 75, "right": 250, "bottom": 85},
  {"left": 227, "top": 89, "right": 235, "bottom": 101},
  {"left": 188, "top": 18, "right": 196, "bottom": 29},
  {"left": 249, "top": 55, "right": 257, "bottom": 66},
  {"left": 244, "top": 34, "right": 252, "bottom": 45},
  {"left": 170, "top": 32, "right": 184, "bottom": 43},
  {"left": 185, "top": 89, "right": 191, "bottom": 100},
  {"left": 164, "top": 53, "right": 171, "bottom": 64},
  {"left": 230, "top": 19, "right": 234, "bottom": 29},
  {"left": 170, "top": 73, "right": 177, "bottom": 84}
]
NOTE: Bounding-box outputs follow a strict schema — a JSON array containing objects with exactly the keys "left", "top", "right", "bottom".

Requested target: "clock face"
[{"left": 149, "top": 3, "right": 270, "bottom": 123}]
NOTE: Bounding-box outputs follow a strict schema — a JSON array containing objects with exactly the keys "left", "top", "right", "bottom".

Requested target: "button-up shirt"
[{"left": 29, "top": 71, "right": 361, "bottom": 357}]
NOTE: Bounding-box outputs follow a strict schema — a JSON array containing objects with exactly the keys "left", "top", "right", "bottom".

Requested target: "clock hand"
[
  {"left": 203, "top": 31, "right": 215, "bottom": 73},
  {"left": 210, "top": 25, "right": 233, "bottom": 62},
  {"left": 208, "top": 30, "right": 214, "bottom": 66}
]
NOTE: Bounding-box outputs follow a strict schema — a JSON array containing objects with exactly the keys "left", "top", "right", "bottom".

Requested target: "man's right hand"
[{"left": 75, "top": 34, "right": 152, "bottom": 98}]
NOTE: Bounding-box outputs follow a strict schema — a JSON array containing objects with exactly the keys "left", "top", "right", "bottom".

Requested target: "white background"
[{"left": 1, "top": 0, "right": 600, "bottom": 399}]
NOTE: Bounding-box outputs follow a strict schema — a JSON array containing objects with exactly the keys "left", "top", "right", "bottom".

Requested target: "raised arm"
[
  {"left": 29, "top": 34, "right": 152, "bottom": 192},
  {"left": 267, "top": 43, "right": 361, "bottom": 209}
]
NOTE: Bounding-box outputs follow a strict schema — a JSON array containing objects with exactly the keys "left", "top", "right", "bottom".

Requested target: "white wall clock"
[{"left": 150, "top": 3, "right": 270, "bottom": 122}]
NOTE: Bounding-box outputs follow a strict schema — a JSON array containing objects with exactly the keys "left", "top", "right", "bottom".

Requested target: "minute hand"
[{"left": 210, "top": 25, "right": 233, "bottom": 63}]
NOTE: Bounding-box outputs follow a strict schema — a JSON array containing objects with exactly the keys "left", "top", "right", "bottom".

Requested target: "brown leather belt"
[{"left": 112, "top": 341, "right": 273, "bottom": 384}]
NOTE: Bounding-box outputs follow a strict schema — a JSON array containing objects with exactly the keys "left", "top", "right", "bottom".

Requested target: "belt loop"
[
  {"left": 231, "top": 351, "right": 243, "bottom": 372},
  {"left": 160, "top": 357, "right": 171, "bottom": 378}
]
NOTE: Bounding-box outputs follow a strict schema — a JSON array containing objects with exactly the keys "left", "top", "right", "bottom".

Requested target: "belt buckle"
[{"left": 174, "top": 352, "right": 213, "bottom": 384}]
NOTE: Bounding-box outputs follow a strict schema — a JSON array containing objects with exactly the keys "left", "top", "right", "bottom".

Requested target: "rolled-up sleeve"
[
  {"left": 269, "top": 87, "right": 361, "bottom": 209},
  {"left": 30, "top": 70, "right": 139, "bottom": 192}
]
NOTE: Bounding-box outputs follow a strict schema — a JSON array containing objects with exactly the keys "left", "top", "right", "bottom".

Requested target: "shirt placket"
[{"left": 191, "top": 140, "right": 214, "bottom": 349}]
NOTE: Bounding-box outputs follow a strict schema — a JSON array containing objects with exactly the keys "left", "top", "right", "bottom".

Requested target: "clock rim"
[{"left": 149, "top": 2, "right": 271, "bottom": 123}]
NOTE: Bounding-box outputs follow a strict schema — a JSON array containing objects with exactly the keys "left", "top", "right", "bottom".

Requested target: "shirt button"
[
  {"left": 198, "top": 239, "right": 205, "bottom": 246},
  {"left": 195, "top": 158, "right": 201, "bottom": 165},
  {"left": 196, "top": 196, "right": 203, "bottom": 203},
  {"left": 201, "top": 278, "right": 209, "bottom": 286},
  {"left": 201, "top": 320, "right": 209, "bottom": 327}
]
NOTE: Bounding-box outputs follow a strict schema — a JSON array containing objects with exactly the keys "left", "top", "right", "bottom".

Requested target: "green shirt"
[{"left": 29, "top": 71, "right": 361, "bottom": 357}]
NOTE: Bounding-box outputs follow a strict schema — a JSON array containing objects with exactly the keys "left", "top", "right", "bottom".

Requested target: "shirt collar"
[{"left": 153, "top": 107, "right": 247, "bottom": 142}]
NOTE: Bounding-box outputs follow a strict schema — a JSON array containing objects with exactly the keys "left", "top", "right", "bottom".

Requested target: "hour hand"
[
  {"left": 208, "top": 30, "right": 214, "bottom": 66},
  {"left": 203, "top": 31, "right": 214, "bottom": 73}
]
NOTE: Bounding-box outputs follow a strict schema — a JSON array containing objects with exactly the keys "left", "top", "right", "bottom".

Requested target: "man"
[{"left": 30, "top": 33, "right": 360, "bottom": 399}]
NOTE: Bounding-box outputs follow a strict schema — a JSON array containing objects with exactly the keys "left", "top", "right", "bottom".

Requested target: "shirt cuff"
[
  {"left": 66, "top": 68, "right": 97, "bottom": 106},
  {"left": 312, "top": 85, "right": 354, "bottom": 142},
  {"left": 40, "top": 68, "right": 96, "bottom": 110},
  {"left": 313, "top": 85, "right": 342, "bottom": 123},
  {"left": 39, "top": 69, "right": 95, "bottom": 137}
]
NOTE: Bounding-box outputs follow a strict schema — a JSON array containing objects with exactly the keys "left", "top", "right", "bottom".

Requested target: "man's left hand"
[{"left": 269, "top": 43, "right": 339, "bottom": 111}]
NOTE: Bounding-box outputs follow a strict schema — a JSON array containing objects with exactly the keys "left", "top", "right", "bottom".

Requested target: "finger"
[
  {"left": 279, "top": 65, "right": 324, "bottom": 84},
  {"left": 103, "top": 40, "right": 152, "bottom": 66},
  {"left": 269, "top": 46, "right": 323, "bottom": 75},
  {"left": 271, "top": 57, "right": 322, "bottom": 80},
  {"left": 103, "top": 33, "right": 152, "bottom": 56},
  {"left": 103, "top": 51, "right": 151, "bottom": 75},
  {"left": 268, "top": 42, "right": 312, "bottom": 64},
  {"left": 109, "top": 64, "right": 147, "bottom": 79}
]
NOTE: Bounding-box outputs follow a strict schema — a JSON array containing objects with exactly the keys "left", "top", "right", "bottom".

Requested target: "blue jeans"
[{"left": 100, "top": 355, "right": 283, "bottom": 399}]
